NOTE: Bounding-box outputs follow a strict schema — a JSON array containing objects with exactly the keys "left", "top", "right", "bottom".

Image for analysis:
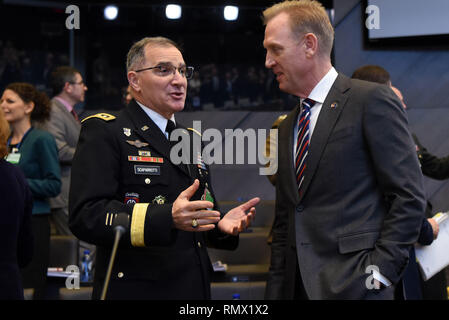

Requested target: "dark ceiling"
[{"left": 63, "top": 0, "right": 333, "bottom": 7}]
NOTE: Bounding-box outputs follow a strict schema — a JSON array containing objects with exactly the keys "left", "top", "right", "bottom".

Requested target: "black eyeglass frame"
[{"left": 68, "top": 80, "right": 85, "bottom": 86}]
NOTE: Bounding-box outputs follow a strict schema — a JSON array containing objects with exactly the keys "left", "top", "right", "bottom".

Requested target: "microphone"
[{"left": 100, "top": 213, "right": 129, "bottom": 300}]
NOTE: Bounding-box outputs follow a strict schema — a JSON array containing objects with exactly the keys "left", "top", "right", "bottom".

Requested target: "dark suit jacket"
[
  {"left": 265, "top": 74, "right": 426, "bottom": 300},
  {"left": 414, "top": 134, "right": 449, "bottom": 180},
  {"left": 0, "top": 159, "right": 33, "bottom": 299},
  {"left": 411, "top": 133, "right": 448, "bottom": 299},
  {"left": 69, "top": 100, "right": 238, "bottom": 300}
]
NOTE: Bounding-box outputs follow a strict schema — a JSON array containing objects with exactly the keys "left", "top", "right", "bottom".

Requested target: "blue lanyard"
[{"left": 7, "top": 127, "right": 33, "bottom": 152}]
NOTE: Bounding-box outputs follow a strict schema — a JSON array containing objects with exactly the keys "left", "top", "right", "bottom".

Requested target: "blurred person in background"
[
  {"left": 122, "top": 85, "right": 132, "bottom": 107},
  {"left": 1, "top": 82, "right": 61, "bottom": 300},
  {"left": 46, "top": 66, "right": 87, "bottom": 236},
  {"left": 0, "top": 108, "right": 34, "bottom": 300}
]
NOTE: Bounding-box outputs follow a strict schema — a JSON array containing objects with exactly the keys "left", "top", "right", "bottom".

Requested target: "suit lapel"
[
  {"left": 299, "top": 74, "right": 351, "bottom": 200},
  {"left": 282, "top": 105, "right": 302, "bottom": 204},
  {"left": 125, "top": 100, "right": 190, "bottom": 177}
]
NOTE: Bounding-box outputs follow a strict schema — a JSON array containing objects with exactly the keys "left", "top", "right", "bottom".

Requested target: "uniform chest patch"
[
  {"left": 134, "top": 165, "right": 160, "bottom": 175},
  {"left": 128, "top": 155, "right": 164, "bottom": 163},
  {"left": 124, "top": 192, "right": 140, "bottom": 205}
]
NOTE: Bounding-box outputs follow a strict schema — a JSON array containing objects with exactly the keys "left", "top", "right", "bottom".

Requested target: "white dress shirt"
[
  {"left": 136, "top": 101, "right": 176, "bottom": 139},
  {"left": 293, "top": 67, "right": 338, "bottom": 160}
]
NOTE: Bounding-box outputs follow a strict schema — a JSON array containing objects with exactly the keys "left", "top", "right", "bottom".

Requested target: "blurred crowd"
[
  {"left": 184, "top": 63, "right": 298, "bottom": 111},
  {"left": 0, "top": 40, "right": 68, "bottom": 96},
  {"left": 0, "top": 40, "right": 297, "bottom": 112}
]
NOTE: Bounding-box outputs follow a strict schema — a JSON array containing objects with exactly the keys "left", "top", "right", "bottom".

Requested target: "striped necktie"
[{"left": 295, "top": 98, "right": 316, "bottom": 194}]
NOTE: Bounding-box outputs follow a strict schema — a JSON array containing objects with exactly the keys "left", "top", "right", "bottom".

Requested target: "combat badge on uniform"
[
  {"left": 153, "top": 195, "right": 166, "bottom": 204},
  {"left": 126, "top": 139, "right": 149, "bottom": 148}
]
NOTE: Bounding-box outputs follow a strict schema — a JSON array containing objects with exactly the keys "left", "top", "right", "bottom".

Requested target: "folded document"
[{"left": 415, "top": 212, "right": 449, "bottom": 281}]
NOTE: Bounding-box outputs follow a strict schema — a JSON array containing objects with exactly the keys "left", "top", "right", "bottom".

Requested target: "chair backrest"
[
  {"left": 59, "top": 287, "right": 93, "bottom": 300},
  {"left": 49, "top": 235, "right": 79, "bottom": 268},
  {"left": 218, "top": 200, "right": 275, "bottom": 228},
  {"left": 211, "top": 281, "right": 266, "bottom": 300},
  {"left": 208, "top": 227, "right": 271, "bottom": 265},
  {"left": 23, "top": 288, "right": 34, "bottom": 300}
]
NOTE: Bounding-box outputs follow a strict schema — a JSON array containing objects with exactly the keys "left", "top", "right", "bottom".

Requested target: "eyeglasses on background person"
[{"left": 135, "top": 63, "right": 194, "bottom": 79}]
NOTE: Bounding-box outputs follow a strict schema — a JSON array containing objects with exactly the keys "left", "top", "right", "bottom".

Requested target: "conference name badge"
[{"left": 5, "top": 153, "right": 21, "bottom": 164}]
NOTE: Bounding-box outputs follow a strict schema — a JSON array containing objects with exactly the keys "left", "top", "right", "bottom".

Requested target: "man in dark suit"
[
  {"left": 352, "top": 65, "right": 444, "bottom": 299},
  {"left": 69, "top": 37, "right": 259, "bottom": 299},
  {"left": 262, "top": 0, "right": 426, "bottom": 300}
]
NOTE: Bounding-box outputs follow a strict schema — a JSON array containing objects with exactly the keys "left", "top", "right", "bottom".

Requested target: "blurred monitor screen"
[{"left": 367, "top": 0, "right": 449, "bottom": 39}]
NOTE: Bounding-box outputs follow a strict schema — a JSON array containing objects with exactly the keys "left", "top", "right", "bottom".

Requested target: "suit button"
[
  {"left": 197, "top": 241, "right": 202, "bottom": 248},
  {"left": 145, "top": 178, "right": 151, "bottom": 184},
  {"left": 297, "top": 205, "right": 304, "bottom": 212},
  {"left": 117, "top": 272, "right": 124, "bottom": 278}
]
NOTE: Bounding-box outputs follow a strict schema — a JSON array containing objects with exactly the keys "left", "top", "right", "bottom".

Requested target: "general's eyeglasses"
[{"left": 135, "top": 64, "right": 194, "bottom": 80}]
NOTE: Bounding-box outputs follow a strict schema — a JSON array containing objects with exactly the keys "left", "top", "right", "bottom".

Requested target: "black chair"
[{"left": 49, "top": 235, "right": 79, "bottom": 268}]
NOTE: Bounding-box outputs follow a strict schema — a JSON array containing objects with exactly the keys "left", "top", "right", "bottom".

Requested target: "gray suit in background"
[
  {"left": 265, "top": 74, "right": 426, "bottom": 299},
  {"left": 46, "top": 97, "right": 80, "bottom": 234}
]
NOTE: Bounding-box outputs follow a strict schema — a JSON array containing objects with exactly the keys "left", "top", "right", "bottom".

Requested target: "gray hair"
[{"left": 126, "top": 37, "right": 181, "bottom": 72}]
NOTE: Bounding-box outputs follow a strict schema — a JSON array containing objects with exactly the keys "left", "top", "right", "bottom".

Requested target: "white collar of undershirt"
[
  {"left": 302, "top": 67, "right": 338, "bottom": 105},
  {"left": 135, "top": 100, "right": 176, "bottom": 136}
]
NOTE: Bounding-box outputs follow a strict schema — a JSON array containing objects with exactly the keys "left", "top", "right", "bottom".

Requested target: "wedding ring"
[{"left": 191, "top": 218, "right": 198, "bottom": 228}]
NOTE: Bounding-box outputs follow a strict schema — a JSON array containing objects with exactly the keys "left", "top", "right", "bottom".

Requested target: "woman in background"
[
  {"left": 0, "top": 82, "right": 61, "bottom": 299},
  {"left": 0, "top": 108, "right": 34, "bottom": 299}
]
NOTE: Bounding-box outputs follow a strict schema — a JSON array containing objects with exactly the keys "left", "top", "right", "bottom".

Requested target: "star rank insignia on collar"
[{"left": 126, "top": 139, "right": 149, "bottom": 148}]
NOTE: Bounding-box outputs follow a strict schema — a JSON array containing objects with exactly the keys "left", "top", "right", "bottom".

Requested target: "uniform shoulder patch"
[
  {"left": 187, "top": 127, "right": 202, "bottom": 137},
  {"left": 81, "top": 113, "right": 116, "bottom": 123}
]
